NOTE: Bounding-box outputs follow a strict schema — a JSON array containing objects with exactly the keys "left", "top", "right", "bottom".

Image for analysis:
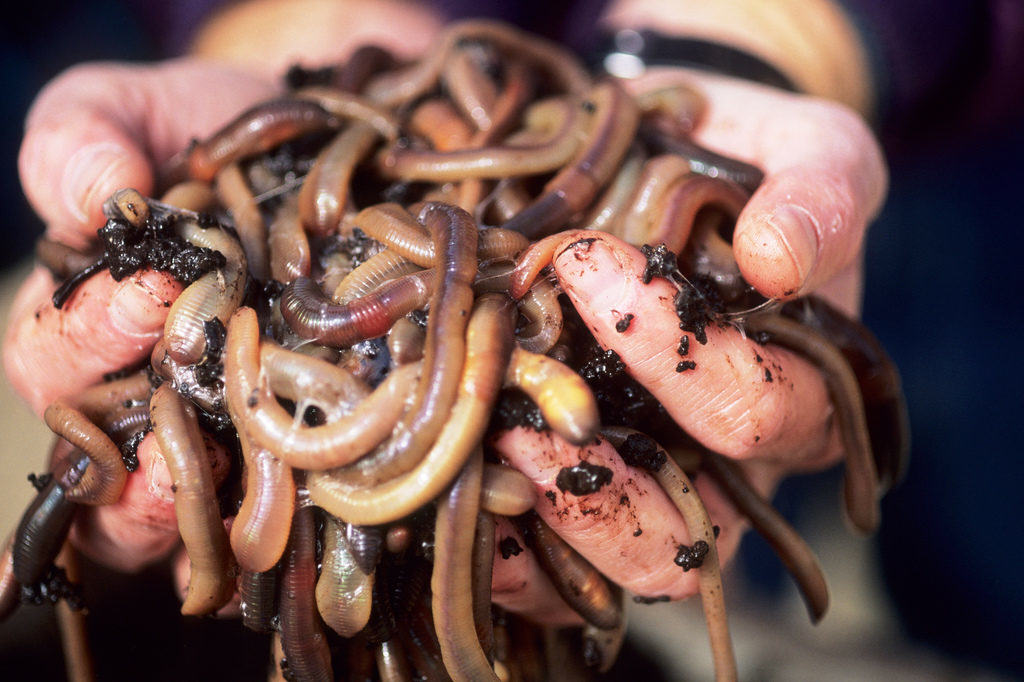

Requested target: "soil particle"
[
  {"left": 555, "top": 461, "right": 613, "bottom": 496},
  {"left": 674, "top": 541, "right": 710, "bottom": 571},
  {"left": 498, "top": 536, "right": 523, "bottom": 560},
  {"left": 632, "top": 594, "right": 670, "bottom": 604},
  {"left": 675, "top": 360, "right": 697, "bottom": 373},
  {"left": 640, "top": 244, "right": 678, "bottom": 284},
  {"left": 615, "top": 313, "right": 635, "bottom": 333}
]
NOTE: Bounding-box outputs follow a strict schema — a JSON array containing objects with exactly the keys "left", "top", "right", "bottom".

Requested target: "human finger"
[
  {"left": 3, "top": 267, "right": 183, "bottom": 416},
  {"left": 552, "top": 232, "right": 837, "bottom": 463},
  {"left": 625, "top": 69, "right": 887, "bottom": 304},
  {"left": 18, "top": 59, "right": 276, "bottom": 249}
]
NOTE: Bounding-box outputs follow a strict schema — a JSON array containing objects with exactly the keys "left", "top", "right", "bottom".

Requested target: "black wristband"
[{"left": 588, "top": 29, "right": 797, "bottom": 92}]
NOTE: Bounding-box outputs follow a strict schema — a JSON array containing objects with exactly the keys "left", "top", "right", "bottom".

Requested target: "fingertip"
[{"left": 733, "top": 204, "right": 819, "bottom": 300}]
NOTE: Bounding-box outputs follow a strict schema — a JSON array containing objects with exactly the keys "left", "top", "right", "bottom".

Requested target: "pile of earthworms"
[{"left": 1, "top": 19, "right": 908, "bottom": 682}]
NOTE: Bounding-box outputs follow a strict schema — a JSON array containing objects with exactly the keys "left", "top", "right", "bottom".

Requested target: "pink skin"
[{"left": 71, "top": 431, "right": 232, "bottom": 574}]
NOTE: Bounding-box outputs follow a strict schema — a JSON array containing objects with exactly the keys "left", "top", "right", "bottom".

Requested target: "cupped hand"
[{"left": 488, "top": 71, "right": 888, "bottom": 622}]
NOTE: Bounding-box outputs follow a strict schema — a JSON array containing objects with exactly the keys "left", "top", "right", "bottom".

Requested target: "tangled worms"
[{"left": 4, "top": 19, "right": 908, "bottom": 682}]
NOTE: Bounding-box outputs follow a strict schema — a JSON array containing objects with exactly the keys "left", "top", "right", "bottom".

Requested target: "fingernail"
[
  {"left": 742, "top": 206, "right": 819, "bottom": 296},
  {"left": 61, "top": 141, "right": 130, "bottom": 227},
  {"left": 109, "top": 273, "right": 174, "bottom": 339}
]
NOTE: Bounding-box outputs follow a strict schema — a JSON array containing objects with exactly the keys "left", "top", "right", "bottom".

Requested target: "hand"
[{"left": 488, "top": 69, "right": 887, "bottom": 621}]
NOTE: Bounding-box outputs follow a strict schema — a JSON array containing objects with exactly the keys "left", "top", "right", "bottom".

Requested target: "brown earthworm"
[
  {"left": 239, "top": 568, "right": 278, "bottom": 633},
  {"left": 43, "top": 373, "right": 151, "bottom": 506},
  {"left": 408, "top": 99, "right": 473, "bottom": 151},
  {"left": 641, "top": 127, "right": 765, "bottom": 194},
  {"left": 504, "top": 346, "right": 600, "bottom": 445},
  {"left": 387, "top": 317, "right": 426, "bottom": 365},
  {"left": 581, "top": 585, "right": 628, "bottom": 673},
  {"left": 330, "top": 44, "right": 397, "bottom": 94},
  {"left": 443, "top": 42, "right": 499, "bottom": 132},
  {"left": 682, "top": 203, "right": 751, "bottom": 305},
  {"left": 331, "top": 249, "right": 423, "bottom": 304},
  {"left": 298, "top": 122, "right": 382, "bottom": 236},
  {"left": 431, "top": 450, "right": 497, "bottom": 681},
  {"left": 159, "top": 180, "right": 218, "bottom": 213},
  {"left": 0, "top": 534, "right": 19, "bottom": 622},
  {"left": 181, "top": 98, "right": 340, "bottom": 183},
  {"left": 282, "top": 271, "right": 436, "bottom": 347},
  {"left": 743, "top": 313, "right": 880, "bottom": 534},
  {"left": 225, "top": 306, "right": 421, "bottom": 471},
  {"left": 702, "top": 451, "right": 830, "bottom": 623},
  {"left": 364, "top": 19, "right": 588, "bottom": 106},
  {"left": 513, "top": 278, "right": 563, "bottom": 354},
  {"left": 480, "top": 463, "right": 536, "bottom": 516},
  {"left": 229, "top": 429, "right": 294, "bottom": 573},
  {"left": 54, "top": 545, "right": 93, "bottom": 682},
  {"left": 215, "top": 162, "right": 271, "bottom": 280},
  {"left": 306, "top": 293, "right": 515, "bottom": 524},
  {"left": 403, "top": 597, "right": 452, "bottom": 682},
  {"left": 379, "top": 98, "right": 580, "bottom": 182},
  {"left": 636, "top": 85, "right": 707, "bottom": 140},
  {"left": 346, "top": 524, "right": 384, "bottom": 575},
  {"left": 502, "top": 82, "right": 639, "bottom": 238},
  {"left": 149, "top": 384, "right": 235, "bottom": 616},
  {"left": 267, "top": 193, "right": 311, "bottom": 283},
  {"left": 330, "top": 203, "right": 478, "bottom": 487},
  {"left": 518, "top": 512, "right": 622, "bottom": 630},
  {"left": 576, "top": 145, "right": 645, "bottom": 235},
  {"left": 12, "top": 449, "right": 87, "bottom": 585},
  {"left": 601, "top": 427, "right": 736, "bottom": 682},
  {"left": 35, "top": 239, "right": 100, "bottom": 281},
  {"left": 164, "top": 217, "right": 247, "bottom": 365},
  {"left": 278, "top": 501, "right": 333, "bottom": 682},
  {"left": 315, "top": 514, "right": 373, "bottom": 637},
  {"left": 293, "top": 86, "right": 400, "bottom": 139},
  {"left": 354, "top": 204, "right": 528, "bottom": 267},
  {"left": 646, "top": 174, "right": 749, "bottom": 255},
  {"left": 780, "top": 297, "right": 910, "bottom": 490},
  {"left": 618, "top": 155, "right": 692, "bottom": 246},
  {"left": 478, "top": 179, "right": 531, "bottom": 224},
  {"left": 377, "top": 638, "right": 415, "bottom": 682},
  {"left": 472, "top": 510, "right": 497, "bottom": 661}
]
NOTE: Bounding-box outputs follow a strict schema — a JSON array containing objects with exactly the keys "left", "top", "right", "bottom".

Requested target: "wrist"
[
  {"left": 601, "top": 0, "right": 874, "bottom": 117},
  {"left": 190, "top": 0, "right": 443, "bottom": 80}
]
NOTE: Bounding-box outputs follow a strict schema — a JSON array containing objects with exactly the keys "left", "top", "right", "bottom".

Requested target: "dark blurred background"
[{"left": 1, "top": 1, "right": 1022, "bottom": 679}]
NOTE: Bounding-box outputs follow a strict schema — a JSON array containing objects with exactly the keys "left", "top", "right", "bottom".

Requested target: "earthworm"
[
  {"left": 345, "top": 524, "right": 384, "bottom": 574},
  {"left": 387, "top": 317, "right": 426, "bottom": 365},
  {"left": 581, "top": 585, "right": 628, "bottom": 673},
  {"left": 355, "top": 204, "right": 528, "bottom": 267},
  {"left": 298, "top": 122, "right": 382, "bottom": 236},
  {"left": 331, "top": 249, "right": 422, "bottom": 304},
  {"left": 408, "top": 99, "right": 473, "bottom": 151},
  {"left": 636, "top": 85, "right": 706, "bottom": 140},
  {"left": 780, "top": 297, "right": 910, "bottom": 490},
  {"left": 315, "top": 514, "right": 373, "bottom": 637},
  {"left": 282, "top": 272, "right": 436, "bottom": 347},
  {"left": 682, "top": 201, "right": 751, "bottom": 305},
  {"left": 306, "top": 293, "right": 514, "bottom": 524},
  {"left": 617, "top": 155, "right": 692, "bottom": 246},
  {"left": 330, "top": 203, "right": 478, "bottom": 487},
  {"left": 0, "top": 534, "right": 18, "bottom": 622},
  {"left": 229, "top": 430, "right": 294, "bottom": 573},
  {"left": 743, "top": 313, "right": 880, "bottom": 534},
  {"left": 278, "top": 501, "right": 333, "bottom": 682},
  {"left": 379, "top": 98, "right": 580, "bottom": 182},
  {"left": 431, "top": 450, "right": 497, "bottom": 681},
  {"left": 42, "top": 373, "right": 150, "bottom": 505},
  {"left": 404, "top": 598, "right": 452, "bottom": 682},
  {"left": 54, "top": 545, "right": 93, "bottom": 682},
  {"left": 267, "top": 193, "right": 311, "bottom": 283},
  {"left": 504, "top": 346, "right": 600, "bottom": 445},
  {"left": 518, "top": 512, "right": 621, "bottom": 630},
  {"left": 480, "top": 463, "right": 536, "bottom": 516},
  {"left": 149, "top": 384, "right": 235, "bottom": 616},
  {"left": 181, "top": 98, "right": 340, "bottom": 183},
  {"left": 641, "top": 127, "right": 765, "bottom": 194},
  {"left": 443, "top": 42, "right": 499, "bottom": 131},
  {"left": 225, "top": 306, "right": 421, "bottom": 471},
  {"left": 377, "top": 638, "right": 414, "bottom": 682},
  {"left": 293, "top": 86, "right": 400, "bottom": 139},
  {"left": 502, "top": 82, "right": 639, "bottom": 238},
  {"left": 478, "top": 179, "right": 531, "bottom": 224},
  {"left": 104, "top": 187, "right": 150, "bottom": 226},
  {"left": 262, "top": 342, "right": 371, "bottom": 412},
  {"left": 164, "top": 217, "right": 247, "bottom": 365},
  {"left": 472, "top": 510, "right": 497, "bottom": 661},
  {"left": 35, "top": 239, "right": 100, "bottom": 281},
  {"left": 50, "top": 258, "right": 107, "bottom": 310},
  {"left": 365, "top": 19, "right": 588, "bottom": 106},
  {"left": 514, "top": 278, "right": 563, "bottom": 353},
  {"left": 507, "top": 229, "right": 592, "bottom": 299},
  {"left": 239, "top": 568, "right": 278, "bottom": 633},
  {"left": 577, "top": 145, "right": 645, "bottom": 234},
  {"left": 12, "top": 450, "right": 87, "bottom": 585},
  {"left": 646, "top": 174, "right": 749, "bottom": 255},
  {"left": 331, "top": 44, "right": 397, "bottom": 94},
  {"left": 159, "top": 180, "right": 218, "bottom": 213},
  {"left": 215, "top": 162, "right": 271, "bottom": 280},
  {"left": 701, "top": 450, "right": 830, "bottom": 623},
  {"left": 601, "top": 427, "right": 736, "bottom": 682}
]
